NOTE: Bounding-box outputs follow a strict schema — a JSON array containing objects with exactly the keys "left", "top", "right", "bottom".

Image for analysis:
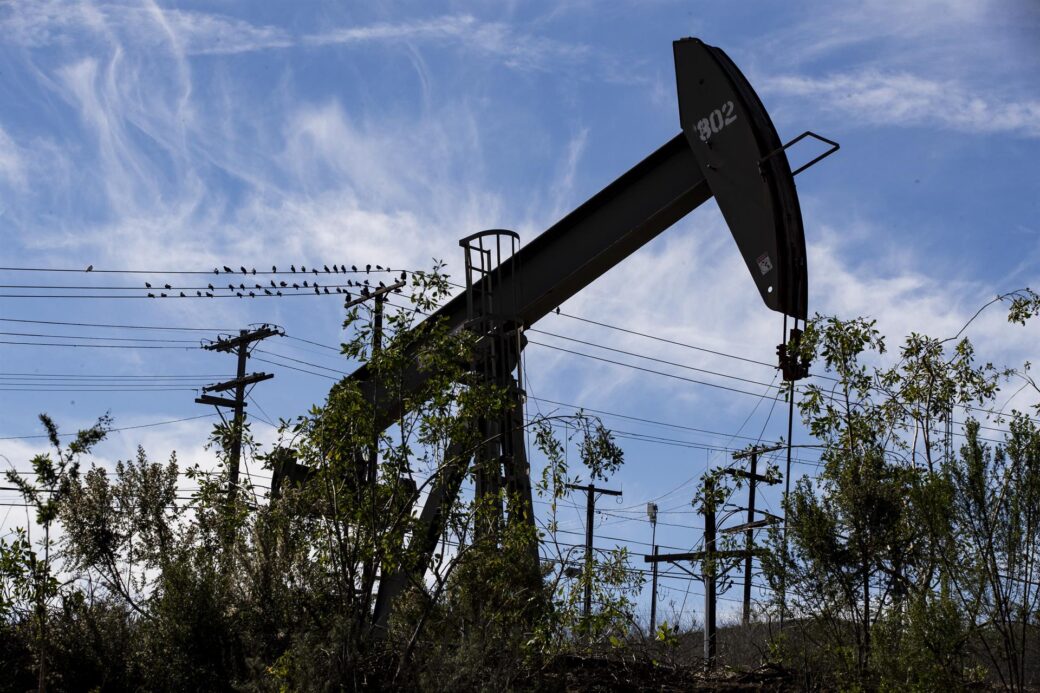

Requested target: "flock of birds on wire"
[{"left": 141, "top": 264, "right": 407, "bottom": 299}]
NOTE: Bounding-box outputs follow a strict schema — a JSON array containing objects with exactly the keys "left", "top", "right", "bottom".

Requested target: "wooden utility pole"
[
  {"left": 726, "top": 445, "right": 782, "bottom": 625},
  {"left": 198, "top": 325, "right": 279, "bottom": 501},
  {"left": 566, "top": 482, "right": 622, "bottom": 623},
  {"left": 647, "top": 502, "right": 659, "bottom": 634}
]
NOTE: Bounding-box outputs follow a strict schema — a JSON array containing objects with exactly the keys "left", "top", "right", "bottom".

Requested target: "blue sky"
[{"left": 1, "top": 1, "right": 1039, "bottom": 623}]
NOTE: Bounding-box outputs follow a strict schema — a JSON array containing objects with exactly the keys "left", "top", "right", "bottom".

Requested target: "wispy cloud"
[
  {"left": 0, "top": 124, "right": 27, "bottom": 189},
  {"left": 306, "top": 14, "right": 590, "bottom": 72},
  {"left": 763, "top": 71, "right": 1040, "bottom": 139}
]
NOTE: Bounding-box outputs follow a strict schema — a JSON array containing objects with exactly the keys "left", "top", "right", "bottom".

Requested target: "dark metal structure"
[{"left": 345, "top": 38, "right": 830, "bottom": 632}]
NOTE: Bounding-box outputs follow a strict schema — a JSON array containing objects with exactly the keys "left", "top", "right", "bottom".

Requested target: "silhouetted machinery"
[{"left": 278, "top": 38, "right": 836, "bottom": 631}]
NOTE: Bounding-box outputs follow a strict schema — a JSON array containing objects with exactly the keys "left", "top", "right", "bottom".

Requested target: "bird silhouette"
[
  {"left": 276, "top": 291, "right": 282, "bottom": 296},
  {"left": 332, "top": 264, "right": 339, "bottom": 273},
  {"left": 196, "top": 291, "right": 202, "bottom": 297},
  {"left": 361, "top": 286, "right": 370, "bottom": 297},
  {"left": 249, "top": 291, "right": 255, "bottom": 298},
  {"left": 264, "top": 289, "right": 272, "bottom": 296},
  {"left": 324, "top": 265, "right": 330, "bottom": 273},
  {"left": 86, "top": 265, "right": 93, "bottom": 271},
  {"left": 214, "top": 268, "right": 220, "bottom": 274},
  {"left": 239, "top": 283, "right": 245, "bottom": 290},
  {"left": 251, "top": 268, "right": 256, "bottom": 275},
  {"left": 345, "top": 291, "right": 352, "bottom": 300},
  {"left": 351, "top": 265, "right": 357, "bottom": 272},
  {"left": 145, "top": 282, "right": 152, "bottom": 288},
  {"left": 292, "top": 283, "right": 299, "bottom": 290},
  {"left": 147, "top": 293, "right": 155, "bottom": 298},
  {"left": 300, "top": 265, "right": 306, "bottom": 272},
  {"left": 400, "top": 271, "right": 407, "bottom": 281},
  {"left": 206, "top": 292, "right": 213, "bottom": 297},
  {"left": 279, "top": 281, "right": 287, "bottom": 287},
  {"left": 160, "top": 293, "right": 167, "bottom": 298},
  {"left": 302, "top": 281, "right": 309, "bottom": 288},
  {"left": 312, "top": 268, "right": 318, "bottom": 275},
  {"left": 270, "top": 280, "right": 277, "bottom": 288},
  {"left": 376, "top": 265, "right": 383, "bottom": 271},
  {"left": 378, "top": 281, "right": 385, "bottom": 288},
  {"left": 208, "top": 283, "right": 214, "bottom": 290},
  {"left": 291, "top": 265, "right": 296, "bottom": 273},
  {"left": 366, "top": 264, "right": 371, "bottom": 273},
  {"left": 237, "top": 292, "right": 243, "bottom": 298},
  {"left": 323, "top": 287, "right": 329, "bottom": 294},
  {"left": 272, "top": 265, "right": 277, "bottom": 273},
  {"left": 314, "top": 286, "right": 320, "bottom": 294},
  {"left": 180, "top": 292, "right": 186, "bottom": 297},
  {"left": 347, "top": 279, "right": 353, "bottom": 287},
  {"left": 223, "top": 266, "right": 233, "bottom": 273},
  {"left": 163, "top": 283, "right": 171, "bottom": 289},
  {"left": 240, "top": 266, "right": 247, "bottom": 274}
]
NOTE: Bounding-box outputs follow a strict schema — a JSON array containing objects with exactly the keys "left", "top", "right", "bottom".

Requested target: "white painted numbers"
[{"left": 696, "top": 100, "right": 737, "bottom": 141}]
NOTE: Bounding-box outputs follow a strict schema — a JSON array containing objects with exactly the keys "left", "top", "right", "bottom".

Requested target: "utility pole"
[
  {"left": 198, "top": 325, "right": 279, "bottom": 502},
  {"left": 647, "top": 502, "right": 659, "bottom": 635},
  {"left": 644, "top": 470, "right": 768, "bottom": 671},
  {"left": 566, "top": 482, "right": 622, "bottom": 623},
  {"left": 702, "top": 474, "right": 717, "bottom": 667},
  {"left": 726, "top": 445, "right": 782, "bottom": 626}
]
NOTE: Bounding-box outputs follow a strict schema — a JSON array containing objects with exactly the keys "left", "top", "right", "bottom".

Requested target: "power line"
[
  {"left": 0, "top": 340, "right": 199, "bottom": 349},
  {"left": 0, "top": 317, "right": 230, "bottom": 332},
  {"left": 0, "top": 265, "right": 407, "bottom": 276},
  {"left": 0, "top": 413, "right": 218, "bottom": 440}
]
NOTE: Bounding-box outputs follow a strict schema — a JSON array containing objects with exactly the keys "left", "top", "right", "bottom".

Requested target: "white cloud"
[
  {"left": 306, "top": 14, "right": 590, "bottom": 72},
  {"left": 763, "top": 71, "right": 1040, "bottom": 139},
  {"left": 0, "top": 125, "right": 27, "bottom": 189}
]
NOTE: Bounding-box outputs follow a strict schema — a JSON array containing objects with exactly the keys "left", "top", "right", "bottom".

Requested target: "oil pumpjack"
[{"left": 279, "top": 38, "right": 835, "bottom": 633}]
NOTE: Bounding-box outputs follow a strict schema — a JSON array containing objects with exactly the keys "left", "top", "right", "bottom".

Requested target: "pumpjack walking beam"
[{"left": 364, "top": 37, "right": 832, "bottom": 631}]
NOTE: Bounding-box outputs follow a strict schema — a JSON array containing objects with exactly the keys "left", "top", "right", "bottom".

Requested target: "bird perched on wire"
[
  {"left": 180, "top": 292, "right": 186, "bottom": 297},
  {"left": 351, "top": 264, "right": 357, "bottom": 272},
  {"left": 145, "top": 282, "right": 152, "bottom": 288},
  {"left": 208, "top": 283, "right": 214, "bottom": 291},
  {"left": 272, "top": 265, "right": 277, "bottom": 273},
  {"left": 324, "top": 265, "right": 330, "bottom": 273},
  {"left": 314, "top": 286, "right": 320, "bottom": 294},
  {"left": 365, "top": 264, "right": 371, "bottom": 273},
  {"left": 164, "top": 284, "right": 172, "bottom": 289},
  {"left": 196, "top": 291, "right": 202, "bottom": 297},
  {"left": 86, "top": 265, "right": 93, "bottom": 272},
  {"left": 301, "top": 265, "right": 307, "bottom": 272},
  {"left": 376, "top": 265, "right": 383, "bottom": 271},
  {"left": 251, "top": 268, "right": 256, "bottom": 275},
  {"left": 279, "top": 281, "right": 287, "bottom": 287},
  {"left": 160, "top": 293, "right": 167, "bottom": 298},
  {"left": 147, "top": 293, "right": 155, "bottom": 298},
  {"left": 270, "top": 280, "right": 277, "bottom": 288},
  {"left": 237, "top": 292, "right": 243, "bottom": 298},
  {"left": 302, "top": 280, "right": 309, "bottom": 288},
  {"left": 240, "top": 266, "right": 247, "bottom": 274},
  {"left": 323, "top": 287, "right": 329, "bottom": 294},
  {"left": 291, "top": 265, "right": 296, "bottom": 273},
  {"left": 249, "top": 291, "right": 255, "bottom": 298},
  {"left": 264, "top": 289, "right": 272, "bottom": 296},
  {"left": 205, "top": 292, "right": 213, "bottom": 297},
  {"left": 223, "top": 266, "right": 233, "bottom": 273},
  {"left": 292, "top": 283, "right": 299, "bottom": 290},
  {"left": 400, "top": 271, "right": 407, "bottom": 281}
]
